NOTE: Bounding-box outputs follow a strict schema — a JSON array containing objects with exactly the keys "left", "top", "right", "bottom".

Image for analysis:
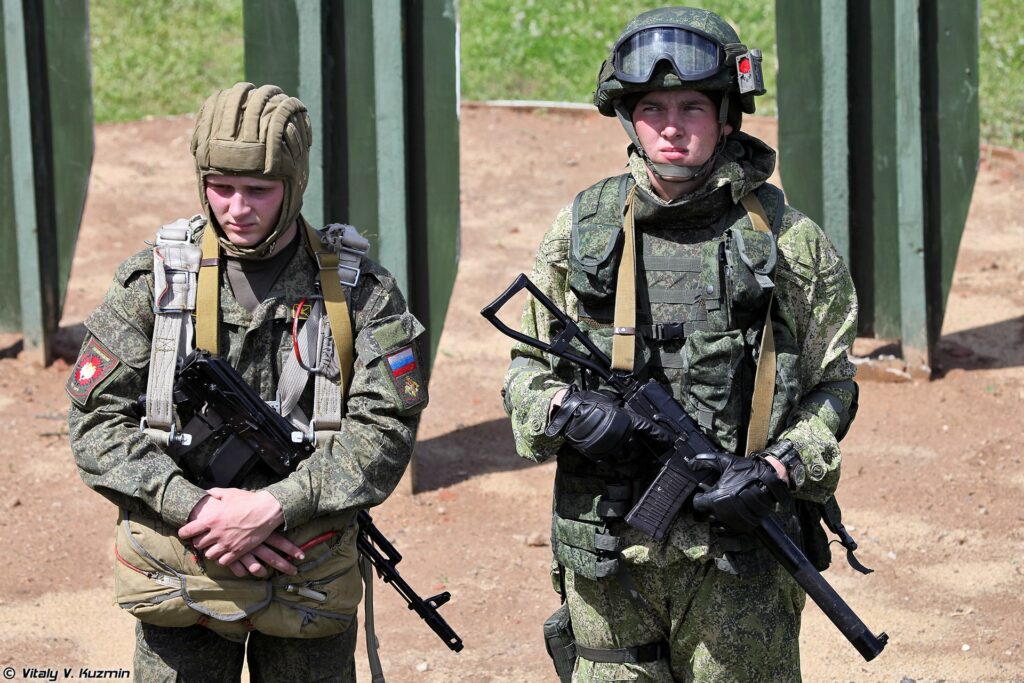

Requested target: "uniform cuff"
[
  {"left": 160, "top": 475, "right": 209, "bottom": 527},
  {"left": 264, "top": 476, "right": 316, "bottom": 531}
]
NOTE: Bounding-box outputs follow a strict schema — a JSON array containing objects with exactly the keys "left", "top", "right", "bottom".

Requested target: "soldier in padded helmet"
[
  {"left": 503, "top": 7, "right": 860, "bottom": 682},
  {"left": 68, "top": 83, "right": 428, "bottom": 680}
]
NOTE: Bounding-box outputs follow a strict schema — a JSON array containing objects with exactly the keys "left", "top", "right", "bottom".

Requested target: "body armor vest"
[{"left": 553, "top": 174, "right": 803, "bottom": 577}]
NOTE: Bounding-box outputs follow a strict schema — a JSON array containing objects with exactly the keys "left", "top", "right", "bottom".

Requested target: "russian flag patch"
[
  {"left": 383, "top": 345, "right": 426, "bottom": 408},
  {"left": 386, "top": 346, "right": 417, "bottom": 377}
]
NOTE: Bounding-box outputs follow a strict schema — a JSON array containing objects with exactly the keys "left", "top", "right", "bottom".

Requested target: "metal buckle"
[
  {"left": 338, "top": 262, "right": 361, "bottom": 288},
  {"left": 139, "top": 417, "right": 192, "bottom": 447}
]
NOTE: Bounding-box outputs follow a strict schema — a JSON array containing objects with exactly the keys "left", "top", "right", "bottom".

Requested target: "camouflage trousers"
[
  {"left": 565, "top": 533, "right": 806, "bottom": 683},
  {"left": 133, "top": 620, "right": 358, "bottom": 682}
]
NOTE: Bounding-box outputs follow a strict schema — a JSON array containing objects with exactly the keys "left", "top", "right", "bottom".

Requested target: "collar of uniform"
[
  {"left": 217, "top": 233, "right": 319, "bottom": 330},
  {"left": 627, "top": 130, "right": 776, "bottom": 208}
]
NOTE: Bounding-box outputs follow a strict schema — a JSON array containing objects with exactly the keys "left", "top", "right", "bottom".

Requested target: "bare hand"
[
  {"left": 179, "top": 488, "right": 301, "bottom": 568},
  {"left": 225, "top": 533, "right": 306, "bottom": 577}
]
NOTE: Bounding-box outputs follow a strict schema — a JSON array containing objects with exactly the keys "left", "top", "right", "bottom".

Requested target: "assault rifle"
[
  {"left": 482, "top": 274, "right": 888, "bottom": 662},
  {"left": 168, "top": 350, "right": 464, "bottom": 653}
]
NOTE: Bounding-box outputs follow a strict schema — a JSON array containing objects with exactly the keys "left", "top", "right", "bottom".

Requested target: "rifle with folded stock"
[
  {"left": 166, "top": 349, "right": 464, "bottom": 652},
  {"left": 482, "top": 274, "right": 887, "bottom": 662}
]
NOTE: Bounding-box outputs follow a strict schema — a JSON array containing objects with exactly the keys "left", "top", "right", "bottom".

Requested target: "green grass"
[
  {"left": 89, "top": 0, "right": 1021, "bottom": 149},
  {"left": 90, "top": 0, "right": 243, "bottom": 123},
  {"left": 460, "top": 1, "right": 778, "bottom": 115},
  {"left": 979, "top": 2, "right": 1024, "bottom": 149}
]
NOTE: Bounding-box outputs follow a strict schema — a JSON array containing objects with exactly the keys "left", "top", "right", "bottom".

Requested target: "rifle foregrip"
[{"left": 624, "top": 459, "right": 701, "bottom": 542}]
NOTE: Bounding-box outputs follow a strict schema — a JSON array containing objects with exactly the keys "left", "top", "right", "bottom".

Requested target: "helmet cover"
[{"left": 594, "top": 6, "right": 759, "bottom": 126}]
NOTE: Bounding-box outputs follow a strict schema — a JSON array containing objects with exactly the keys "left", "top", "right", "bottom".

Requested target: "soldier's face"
[
  {"left": 632, "top": 89, "right": 730, "bottom": 171},
  {"left": 205, "top": 175, "right": 285, "bottom": 247}
]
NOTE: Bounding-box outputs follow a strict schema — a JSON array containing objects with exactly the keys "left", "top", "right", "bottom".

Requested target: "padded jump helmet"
[{"left": 191, "top": 82, "right": 313, "bottom": 258}]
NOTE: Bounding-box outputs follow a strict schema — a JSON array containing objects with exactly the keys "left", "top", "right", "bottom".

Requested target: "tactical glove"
[
  {"left": 691, "top": 452, "right": 790, "bottom": 532},
  {"left": 545, "top": 386, "right": 672, "bottom": 461}
]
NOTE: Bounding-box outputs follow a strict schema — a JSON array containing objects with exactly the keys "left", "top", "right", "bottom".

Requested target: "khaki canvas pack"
[{"left": 115, "top": 510, "right": 361, "bottom": 640}]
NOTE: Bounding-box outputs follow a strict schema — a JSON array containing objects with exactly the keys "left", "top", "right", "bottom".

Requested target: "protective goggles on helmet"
[{"left": 611, "top": 25, "right": 724, "bottom": 84}]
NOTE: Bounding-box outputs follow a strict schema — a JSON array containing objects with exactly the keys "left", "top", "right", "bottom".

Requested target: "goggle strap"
[
  {"left": 718, "top": 94, "right": 730, "bottom": 126},
  {"left": 723, "top": 42, "right": 748, "bottom": 59}
]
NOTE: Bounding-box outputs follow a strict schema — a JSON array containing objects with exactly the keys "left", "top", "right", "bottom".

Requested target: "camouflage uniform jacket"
[
  {"left": 68, "top": 223, "right": 427, "bottom": 530},
  {"left": 503, "top": 133, "right": 858, "bottom": 561}
]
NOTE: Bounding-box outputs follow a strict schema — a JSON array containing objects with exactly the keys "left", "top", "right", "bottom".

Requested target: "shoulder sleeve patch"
[
  {"left": 66, "top": 336, "right": 122, "bottom": 406},
  {"left": 382, "top": 344, "right": 427, "bottom": 409}
]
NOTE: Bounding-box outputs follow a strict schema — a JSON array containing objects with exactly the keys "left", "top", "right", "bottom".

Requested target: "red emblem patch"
[{"left": 66, "top": 337, "right": 121, "bottom": 404}]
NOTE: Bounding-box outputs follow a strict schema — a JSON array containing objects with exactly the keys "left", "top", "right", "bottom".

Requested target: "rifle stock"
[{"left": 483, "top": 274, "right": 888, "bottom": 661}]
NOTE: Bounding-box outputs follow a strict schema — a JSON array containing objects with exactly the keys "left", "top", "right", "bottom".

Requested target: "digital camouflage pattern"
[
  {"left": 567, "top": 525, "right": 804, "bottom": 682},
  {"left": 68, "top": 221, "right": 426, "bottom": 671},
  {"left": 503, "top": 133, "right": 857, "bottom": 681},
  {"left": 134, "top": 621, "right": 357, "bottom": 682}
]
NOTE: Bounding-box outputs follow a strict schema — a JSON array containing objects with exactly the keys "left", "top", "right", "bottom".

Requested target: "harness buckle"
[
  {"left": 139, "top": 417, "right": 192, "bottom": 447},
  {"left": 337, "top": 262, "right": 361, "bottom": 288}
]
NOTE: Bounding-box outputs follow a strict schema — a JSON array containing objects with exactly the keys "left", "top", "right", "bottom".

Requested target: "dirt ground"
[{"left": 0, "top": 104, "right": 1022, "bottom": 683}]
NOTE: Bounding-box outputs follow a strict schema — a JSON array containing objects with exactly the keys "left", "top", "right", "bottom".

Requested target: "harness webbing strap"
[
  {"left": 195, "top": 226, "right": 221, "bottom": 354},
  {"left": 277, "top": 298, "right": 325, "bottom": 420},
  {"left": 307, "top": 223, "right": 356, "bottom": 401},
  {"left": 146, "top": 220, "right": 203, "bottom": 433},
  {"left": 739, "top": 192, "right": 777, "bottom": 454},
  {"left": 360, "top": 554, "right": 386, "bottom": 683},
  {"left": 611, "top": 187, "right": 639, "bottom": 371}
]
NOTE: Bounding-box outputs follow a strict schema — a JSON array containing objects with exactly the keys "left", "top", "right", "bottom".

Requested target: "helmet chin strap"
[{"left": 614, "top": 95, "right": 730, "bottom": 184}]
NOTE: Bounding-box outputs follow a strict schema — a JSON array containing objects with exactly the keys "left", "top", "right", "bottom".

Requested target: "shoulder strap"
[
  {"left": 611, "top": 187, "right": 639, "bottom": 372},
  {"left": 195, "top": 225, "right": 221, "bottom": 354},
  {"left": 739, "top": 192, "right": 777, "bottom": 454}
]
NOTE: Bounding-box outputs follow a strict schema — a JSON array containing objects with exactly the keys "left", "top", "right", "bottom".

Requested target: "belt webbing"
[
  {"left": 575, "top": 640, "right": 668, "bottom": 664},
  {"left": 611, "top": 187, "right": 638, "bottom": 371},
  {"left": 739, "top": 192, "right": 777, "bottom": 454},
  {"left": 195, "top": 227, "right": 221, "bottom": 354}
]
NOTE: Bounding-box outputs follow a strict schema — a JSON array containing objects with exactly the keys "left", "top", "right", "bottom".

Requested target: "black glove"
[
  {"left": 545, "top": 386, "right": 673, "bottom": 461},
  {"left": 690, "top": 452, "right": 790, "bottom": 532}
]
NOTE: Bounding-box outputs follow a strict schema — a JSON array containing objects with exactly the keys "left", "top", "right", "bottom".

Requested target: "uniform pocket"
[{"left": 681, "top": 329, "right": 746, "bottom": 451}]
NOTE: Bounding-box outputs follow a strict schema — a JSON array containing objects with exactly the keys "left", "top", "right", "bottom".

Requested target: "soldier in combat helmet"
[
  {"left": 67, "top": 83, "right": 428, "bottom": 680},
  {"left": 503, "top": 7, "right": 859, "bottom": 682}
]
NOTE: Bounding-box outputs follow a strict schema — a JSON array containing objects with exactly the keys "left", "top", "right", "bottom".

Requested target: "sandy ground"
[{"left": 0, "top": 105, "right": 1022, "bottom": 682}]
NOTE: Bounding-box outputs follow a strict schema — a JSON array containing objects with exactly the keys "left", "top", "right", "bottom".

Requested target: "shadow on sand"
[{"left": 412, "top": 417, "right": 543, "bottom": 493}]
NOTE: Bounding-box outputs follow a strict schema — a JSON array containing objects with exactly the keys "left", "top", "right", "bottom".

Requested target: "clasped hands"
[{"left": 179, "top": 487, "right": 305, "bottom": 578}]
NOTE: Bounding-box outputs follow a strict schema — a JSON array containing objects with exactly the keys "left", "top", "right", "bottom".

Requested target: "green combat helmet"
[
  {"left": 594, "top": 6, "right": 765, "bottom": 182},
  {"left": 191, "top": 82, "right": 313, "bottom": 258}
]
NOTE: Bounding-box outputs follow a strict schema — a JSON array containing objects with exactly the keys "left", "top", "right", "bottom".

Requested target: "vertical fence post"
[
  {"left": 777, "top": 0, "right": 978, "bottom": 373},
  {"left": 244, "top": 0, "right": 460, "bottom": 491},
  {"left": 775, "top": 0, "right": 849, "bottom": 261},
  {"left": 1, "top": 0, "right": 92, "bottom": 364}
]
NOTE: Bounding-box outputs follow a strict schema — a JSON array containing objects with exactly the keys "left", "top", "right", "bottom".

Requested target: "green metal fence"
[
  {"left": 0, "top": 0, "right": 92, "bottom": 363},
  {"left": 777, "top": 0, "right": 979, "bottom": 372},
  {"left": 244, "top": 0, "right": 461, "bottom": 373}
]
